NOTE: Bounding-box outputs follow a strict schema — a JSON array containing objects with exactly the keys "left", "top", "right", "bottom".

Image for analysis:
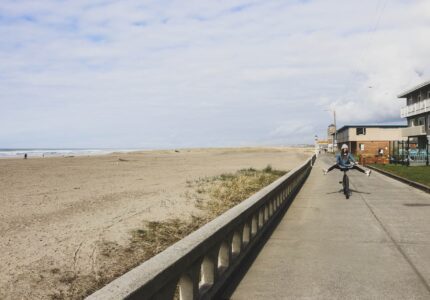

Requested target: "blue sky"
[{"left": 1, "top": 0, "right": 430, "bottom": 148}]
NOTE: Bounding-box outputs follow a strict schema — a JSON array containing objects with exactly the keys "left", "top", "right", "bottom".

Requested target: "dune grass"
[
  {"left": 128, "top": 165, "right": 287, "bottom": 264},
  {"left": 51, "top": 165, "right": 287, "bottom": 299}
]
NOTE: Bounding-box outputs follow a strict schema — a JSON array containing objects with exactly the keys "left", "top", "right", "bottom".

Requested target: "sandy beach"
[{"left": 0, "top": 147, "right": 313, "bottom": 299}]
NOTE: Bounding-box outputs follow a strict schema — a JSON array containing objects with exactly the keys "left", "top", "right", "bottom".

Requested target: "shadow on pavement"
[{"left": 326, "top": 189, "right": 371, "bottom": 195}]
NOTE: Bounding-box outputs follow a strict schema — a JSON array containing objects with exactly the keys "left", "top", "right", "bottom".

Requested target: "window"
[
  {"left": 428, "top": 115, "right": 430, "bottom": 129},
  {"left": 427, "top": 91, "right": 430, "bottom": 99},
  {"left": 356, "top": 127, "right": 366, "bottom": 135},
  {"left": 359, "top": 143, "right": 365, "bottom": 151},
  {"left": 413, "top": 117, "right": 425, "bottom": 126},
  {"left": 418, "top": 94, "right": 422, "bottom": 101}
]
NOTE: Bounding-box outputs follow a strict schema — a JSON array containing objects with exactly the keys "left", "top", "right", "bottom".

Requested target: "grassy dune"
[{"left": 53, "top": 166, "right": 287, "bottom": 299}]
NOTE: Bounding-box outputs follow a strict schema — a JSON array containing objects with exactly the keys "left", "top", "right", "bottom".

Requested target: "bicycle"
[
  {"left": 339, "top": 165, "right": 354, "bottom": 199},
  {"left": 324, "top": 161, "right": 370, "bottom": 199},
  {"left": 340, "top": 168, "right": 350, "bottom": 199}
]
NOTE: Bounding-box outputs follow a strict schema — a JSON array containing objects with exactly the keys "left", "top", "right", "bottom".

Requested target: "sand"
[{"left": 0, "top": 147, "right": 313, "bottom": 299}]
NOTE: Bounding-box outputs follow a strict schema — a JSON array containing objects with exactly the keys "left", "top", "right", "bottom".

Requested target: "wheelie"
[{"left": 323, "top": 144, "right": 371, "bottom": 199}]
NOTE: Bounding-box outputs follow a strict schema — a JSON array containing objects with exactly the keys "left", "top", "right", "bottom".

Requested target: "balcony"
[
  {"left": 400, "top": 98, "right": 430, "bottom": 118},
  {"left": 402, "top": 125, "right": 426, "bottom": 137}
]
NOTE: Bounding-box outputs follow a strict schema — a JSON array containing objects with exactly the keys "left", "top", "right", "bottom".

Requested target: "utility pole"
[{"left": 333, "top": 109, "right": 337, "bottom": 152}]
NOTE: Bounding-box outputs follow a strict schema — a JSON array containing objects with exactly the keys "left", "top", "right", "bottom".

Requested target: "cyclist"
[{"left": 324, "top": 144, "right": 371, "bottom": 176}]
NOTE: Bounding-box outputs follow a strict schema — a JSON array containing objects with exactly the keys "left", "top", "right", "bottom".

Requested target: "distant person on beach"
[
  {"left": 24, "top": 153, "right": 27, "bottom": 159},
  {"left": 323, "top": 144, "right": 371, "bottom": 176}
]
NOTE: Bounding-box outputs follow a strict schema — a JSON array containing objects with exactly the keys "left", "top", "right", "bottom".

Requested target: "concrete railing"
[{"left": 87, "top": 155, "right": 316, "bottom": 300}]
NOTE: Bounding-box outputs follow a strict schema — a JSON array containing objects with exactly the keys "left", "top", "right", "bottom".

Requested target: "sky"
[{"left": 1, "top": 0, "right": 430, "bottom": 148}]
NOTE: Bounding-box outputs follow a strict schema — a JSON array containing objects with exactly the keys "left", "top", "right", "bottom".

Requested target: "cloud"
[
  {"left": 270, "top": 121, "right": 315, "bottom": 138},
  {"left": 0, "top": 0, "right": 429, "bottom": 147}
]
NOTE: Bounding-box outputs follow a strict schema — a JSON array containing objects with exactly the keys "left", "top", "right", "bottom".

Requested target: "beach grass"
[{"left": 51, "top": 165, "right": 287, "bottom": 299}]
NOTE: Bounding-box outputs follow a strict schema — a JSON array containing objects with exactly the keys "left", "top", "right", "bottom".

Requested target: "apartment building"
[{"left": 398, "top": 80, "right": 430, "bottom": 165}]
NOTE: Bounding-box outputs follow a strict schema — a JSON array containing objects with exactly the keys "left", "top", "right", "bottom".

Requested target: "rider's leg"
[
  {"left": 351, "top": 165, "right": 365, "bottom": 173},
  {"left": 352, "top": 165, "right": 371, "bottom": 176},
  {"left": 327, "top": 164, "right": 340, "bottom": 172},
  {"left": 323, "top": 164, "right": 340, "bottom": 175}
]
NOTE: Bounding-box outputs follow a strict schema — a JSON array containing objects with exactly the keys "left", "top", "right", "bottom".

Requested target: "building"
[
  {"left": 327, "top": 124, "right": 336, "bottom": 152},
  {"left": 313, "top": 134, "right": 329, "bottom": 154},
  {"left": 317, "top": 140, "right": 329, "bottom": 152},
  {"left": 398, "top": 80, "right": 430, "bottom": 165},
  {"left": 336, "top": 125, "right": 407, "bottom": 164}
]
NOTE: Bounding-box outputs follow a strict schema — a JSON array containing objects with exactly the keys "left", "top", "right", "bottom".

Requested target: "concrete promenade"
[{"left": 231, "top": 155, "right": 430, "bottom": 299}]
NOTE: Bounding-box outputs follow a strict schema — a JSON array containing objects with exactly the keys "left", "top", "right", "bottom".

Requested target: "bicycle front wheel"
[{"left": 343, "top": 174, "right": 350, "bottom": 199}]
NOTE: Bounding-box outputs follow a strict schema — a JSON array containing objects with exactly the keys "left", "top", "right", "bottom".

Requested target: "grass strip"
[{"left": 370, "top": 164, "right": 430, "bottom": 187}]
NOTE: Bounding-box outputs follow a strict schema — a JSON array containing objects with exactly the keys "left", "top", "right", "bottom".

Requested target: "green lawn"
[{"left": 371, "top": 164, "right": 430, "bottom": 187}]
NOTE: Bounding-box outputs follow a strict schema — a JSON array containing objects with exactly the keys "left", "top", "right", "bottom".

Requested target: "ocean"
[{"left": 0, "top": 148, "right": 141, "bottom": 159}]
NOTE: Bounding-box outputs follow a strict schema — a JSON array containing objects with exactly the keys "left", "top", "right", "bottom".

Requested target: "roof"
[
  {"left": 397, "top": 80, "right": 430, "bottom": 98},
  {"left": 336, "top": 124, "right": 408, "bottom": 133}
]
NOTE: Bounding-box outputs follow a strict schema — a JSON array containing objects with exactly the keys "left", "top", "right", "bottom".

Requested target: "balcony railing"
[
  {"left": 402, "top": 125, "right": 426, "bottom": 137},
  {"left": 400, "top": 98, "right": 430, "bottom": 118}
]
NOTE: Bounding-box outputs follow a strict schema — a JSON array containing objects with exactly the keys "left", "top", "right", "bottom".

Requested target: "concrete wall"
[{"left": 86, "top": 156, "right": 316, "bottom": 300}]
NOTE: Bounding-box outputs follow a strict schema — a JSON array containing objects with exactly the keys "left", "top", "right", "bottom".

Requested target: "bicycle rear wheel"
[{"left": 343, "top": 173, "right": 350, "bottom": 199}]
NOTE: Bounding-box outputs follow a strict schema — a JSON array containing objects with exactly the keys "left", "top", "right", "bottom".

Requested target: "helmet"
[{"left": 341, "top": 144, "right": 349, "bottom": 150}]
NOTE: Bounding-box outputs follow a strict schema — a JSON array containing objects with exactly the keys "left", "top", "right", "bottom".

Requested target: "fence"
[
  {"left": 86, "top": 155, "right": 316, "bottom": 300},
  {"left": 389, "top": 140, "right": 429, "bottom": 166}
]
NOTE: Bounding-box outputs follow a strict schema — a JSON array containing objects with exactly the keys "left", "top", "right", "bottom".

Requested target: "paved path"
[{"left": 231, "top": 155, "right": 430, "bottom": 299}]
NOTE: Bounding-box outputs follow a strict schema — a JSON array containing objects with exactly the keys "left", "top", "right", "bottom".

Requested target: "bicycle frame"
[
  {"left": 338, "top": 165, "right": 354, "bottom": 199},
  {"left": 342, "top": 169, "right": 350, "bottom": 199}
]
